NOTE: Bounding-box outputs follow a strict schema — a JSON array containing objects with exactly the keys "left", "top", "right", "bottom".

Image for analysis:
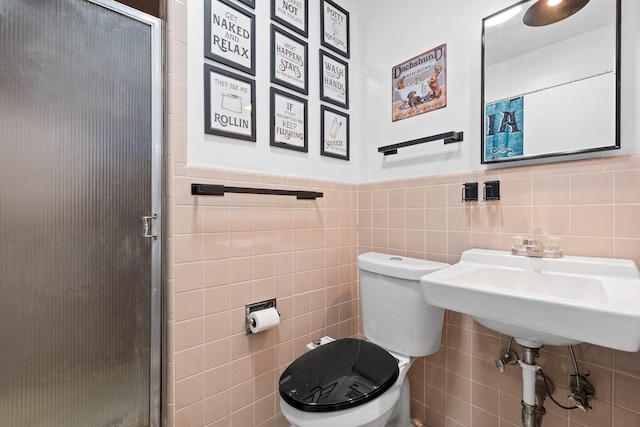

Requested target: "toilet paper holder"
[{"left": 245, "top": 298, "right": 280, "bottom": 335}]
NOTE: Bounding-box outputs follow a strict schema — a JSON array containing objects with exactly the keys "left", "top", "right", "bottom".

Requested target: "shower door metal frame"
[{"left": 89, "top": 1, "right": 164, "bottom": 425}]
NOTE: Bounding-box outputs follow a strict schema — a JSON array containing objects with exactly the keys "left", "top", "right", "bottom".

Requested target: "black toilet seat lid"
[{"left": 278, "top": 338, "right": 400, "bottom": 413}]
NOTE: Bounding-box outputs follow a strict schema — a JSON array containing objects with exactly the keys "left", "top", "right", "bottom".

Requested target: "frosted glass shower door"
[{"left": 0, "top": 1, "right": 163, "bottom": 426}]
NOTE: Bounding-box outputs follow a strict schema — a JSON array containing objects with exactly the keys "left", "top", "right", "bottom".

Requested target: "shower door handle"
[{"left": 142, "top": 214, "right": 158, "bottom": 239}]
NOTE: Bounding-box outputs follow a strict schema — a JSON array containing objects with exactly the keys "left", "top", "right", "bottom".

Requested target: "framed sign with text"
[
  {"left": 320, "top": 0, "right": 349, "bottom": 59},
  {"left": 205, "top": 0, "right": 256, "bottom": 75},
  {"left": 270, "top": 87, "right": 308, "bottom": 152},
  {"left": 204, "top": 64, "right": 256, "bottom": 141},
  {"left": 320, "top": 50, "right": 348, "bottom": 109},
  {"left": 321, "top": 105, "right": 349, "bottom": 160},
  {"left": 271, "top": 25, "right": 308, "bottom": 95},
  {"left": 271, "top": 0, "right": 308, "bottom": 37},
  {"left": 392, "top": 44, "right": 447, "bottom": 122},
  {"left": 236, "top": 0, "right": 255, "bottom": 8}
]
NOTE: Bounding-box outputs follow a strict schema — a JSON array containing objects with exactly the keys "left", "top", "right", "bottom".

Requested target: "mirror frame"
[{"left": 480, "top": 0, "right": 621, "bottom": 165}]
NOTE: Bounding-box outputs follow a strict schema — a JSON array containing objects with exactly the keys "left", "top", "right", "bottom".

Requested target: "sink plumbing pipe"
[
  {"left": 519, "top": 346, "right": 549, "bottom": 427},
  {"left": 496, "top": 342, "right": 596, "bottom": 427}
]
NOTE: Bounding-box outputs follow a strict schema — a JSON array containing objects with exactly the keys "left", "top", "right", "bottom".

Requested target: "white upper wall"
[
  {"left": 355, "top": 0, "right": 640, "bottom": 182},
  {"left": 187, "top": 0, "right": 640, "bottom": 183},
  {"left": 187, "top": 0, "right": 361, "bottom": 182}
]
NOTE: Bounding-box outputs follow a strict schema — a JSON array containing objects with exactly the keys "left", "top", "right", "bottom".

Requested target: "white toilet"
[{"left": 279, "top": 252, "right": 449, "bottom": 427}]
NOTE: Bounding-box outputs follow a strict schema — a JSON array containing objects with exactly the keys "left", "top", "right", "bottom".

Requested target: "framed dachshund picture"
[{"left": 391, "top": 44, "right": 447, "bottom": 122}]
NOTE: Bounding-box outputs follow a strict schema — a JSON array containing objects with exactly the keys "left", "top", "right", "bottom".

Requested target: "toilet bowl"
[{"left": 279, "top": 252, "right": 449, "bottom": 427}]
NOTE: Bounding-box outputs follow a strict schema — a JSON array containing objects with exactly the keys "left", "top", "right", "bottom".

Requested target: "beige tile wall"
[
  {"left": 163, "top": 157, "right": 640, "bottom": 427},
  {"left": 166, "top": 167, "right": 358, "bottom": 427},
  {"left": 358, "top": 155, "right": 640, "bottom": 427}
]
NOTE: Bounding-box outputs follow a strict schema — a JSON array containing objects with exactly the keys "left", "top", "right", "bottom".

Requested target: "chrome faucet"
[
  {"left": 512, "top": 236, "right": 563, "bottom": 258},
  {"left": 523, "top": 239, "right": 545, "bottom": 257}
]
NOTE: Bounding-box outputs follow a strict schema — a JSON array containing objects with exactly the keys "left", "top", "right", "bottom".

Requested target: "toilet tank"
[{"left": 357, "top": 252, "right": 449, "bottom": 357}]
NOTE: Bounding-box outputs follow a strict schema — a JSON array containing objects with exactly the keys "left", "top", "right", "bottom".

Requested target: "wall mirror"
[{"left": 481, "top": 0, "right": 620, "bottom": 164}]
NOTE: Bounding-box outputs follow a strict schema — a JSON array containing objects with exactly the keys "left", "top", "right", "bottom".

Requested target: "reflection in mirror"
[{"left": 481, "top": 0, "right": 620, "bottom": 164}]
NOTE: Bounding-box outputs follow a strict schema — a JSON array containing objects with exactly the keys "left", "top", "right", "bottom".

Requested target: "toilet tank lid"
[{"left": 357, "top": 252, "right": 449, "bottom": 281}]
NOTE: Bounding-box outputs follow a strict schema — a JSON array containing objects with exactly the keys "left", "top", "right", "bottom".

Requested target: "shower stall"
[{"left": 0, "top": 0, "right": 163, "bottom": 425}]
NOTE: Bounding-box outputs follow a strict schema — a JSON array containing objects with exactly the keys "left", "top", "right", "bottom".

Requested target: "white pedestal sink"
[{"left": 420, "top": 248, "right": 640, "bottom": 351}]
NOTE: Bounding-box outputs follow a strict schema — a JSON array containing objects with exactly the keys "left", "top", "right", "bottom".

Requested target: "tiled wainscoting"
[
  {"left": 357, "top": 156, "right": 640, "bottom": 427},
  {"left": 165, "top": 167, "right": 358, "bottom": 427},
  {"left": 164, "top": 156, "right": 640, "bottom": 427}
]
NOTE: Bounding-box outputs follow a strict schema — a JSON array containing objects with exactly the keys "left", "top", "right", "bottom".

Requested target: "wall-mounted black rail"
[
  {"left": 191, "top": 184, "right": 323, "bottom": 200},
  {"left": 378, "top": 131, "right": 463, "bottom": 156}
]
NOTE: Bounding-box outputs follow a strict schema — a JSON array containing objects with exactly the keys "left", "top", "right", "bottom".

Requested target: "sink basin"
[{"left": 420, "top": 248, "right": 640, "bottom": 351}]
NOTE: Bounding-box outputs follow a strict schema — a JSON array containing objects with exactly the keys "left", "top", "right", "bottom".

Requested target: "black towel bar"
[
  {"left": 378, "top": 131, "right": 463, "bottom": 155},
  {"left": 191, "top": 184, "right": 323, "bottom": 200}
]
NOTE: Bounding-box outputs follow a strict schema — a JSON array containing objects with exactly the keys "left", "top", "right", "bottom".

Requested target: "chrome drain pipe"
[
  {"left": 497, "top": 343, "right": 594, "bottom": 426},
  {"left": 519, "top": 347, "right": 551, "bottom": 427}
]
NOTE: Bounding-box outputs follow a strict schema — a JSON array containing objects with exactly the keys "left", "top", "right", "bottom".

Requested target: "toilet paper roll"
[{"left": 248, "top": 307, "right": 280, "bottom": 334}]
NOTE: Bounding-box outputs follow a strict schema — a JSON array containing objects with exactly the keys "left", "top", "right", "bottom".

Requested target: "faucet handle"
[
  {"left": 511, "top": 236, "right": 524, "bottom": 254},
  {"left": 522, "top": 238, "right": 541, "bottom": 247},
  {"left": 511, "top": 236, "right": 563, "bottom": 258},
  {"left": 543, "top": 236, "right": 563, "bottom": 258}
]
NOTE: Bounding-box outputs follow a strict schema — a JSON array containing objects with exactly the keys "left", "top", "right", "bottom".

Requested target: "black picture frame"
[
  {"left": 271, "top": 0, "right": 308, "bottom": 37},
  {"left": 271, "top": 25, "right": 309, "bottom": 95},
  {"left": 205, "top": 0, "right": 256, "bottom": 75},
  {"left": 204, "top": 64, "right": 256, "bottom": 142},
  {"left": 319, "top": 49, "right": 349, "bottom": 109},
  {"left": 236, "top": 0, "right": 255, "bottom": 8},
  {"left": 320, "top": 0, "right": 350, "bottom": 59},
  {"left": 270, "top": 87, "right": 308, "bottom": 152},
  {"left": 321, "top": 105, "right": 349, "bottom": 160}
]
